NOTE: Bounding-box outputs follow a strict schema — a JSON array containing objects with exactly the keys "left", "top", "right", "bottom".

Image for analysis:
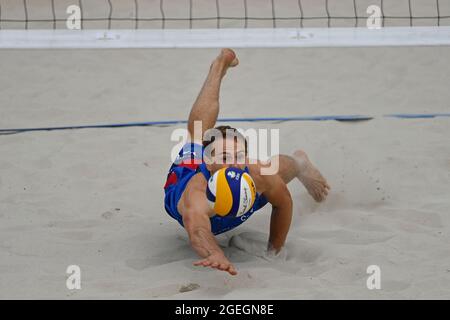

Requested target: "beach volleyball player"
[{"left": 164, "top": 49, "right": 330, "bottom": 275}]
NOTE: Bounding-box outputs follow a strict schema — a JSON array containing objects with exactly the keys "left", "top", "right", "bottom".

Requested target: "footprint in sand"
[
  {"left": 229, "top": 232, "right": 269, "bottom": 259},
  {"left": 229, "top": 232, "right": 292, "bottom": 261},
  {"left": 101, "top": 208, "right": 121, "bottom": 220},
  {"left": 229, "top": 232, "right": 325, "bottom": 263}
]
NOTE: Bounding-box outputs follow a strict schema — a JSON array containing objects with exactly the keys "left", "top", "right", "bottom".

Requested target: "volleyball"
[{"left": 206, "top": 167, "right": 256, "bottom": 218}]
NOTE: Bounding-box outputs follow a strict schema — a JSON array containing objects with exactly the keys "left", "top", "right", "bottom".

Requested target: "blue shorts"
[{"left": 163, "top": 143, "right": 269, "bottom": 235}]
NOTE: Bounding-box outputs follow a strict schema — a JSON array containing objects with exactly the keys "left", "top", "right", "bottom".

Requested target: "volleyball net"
[{"left": 0, "top": 0, "right": 449, "bottom": 47}]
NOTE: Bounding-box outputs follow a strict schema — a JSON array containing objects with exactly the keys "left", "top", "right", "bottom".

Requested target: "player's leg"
[
  {"left": 271, "top": 150, "right": 330, "bottom": 202},
  {"left": 187, "top": 48, "right": 239, "bottom": 144}
]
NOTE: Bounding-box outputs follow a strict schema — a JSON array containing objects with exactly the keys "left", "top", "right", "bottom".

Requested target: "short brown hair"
[{"left": 202, "top": 125, "right": 248, "bottom": 154}]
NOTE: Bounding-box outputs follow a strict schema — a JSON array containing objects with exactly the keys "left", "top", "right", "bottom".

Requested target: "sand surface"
[{"left": 0, "top": 46, "right": 449, "bottom": 299}]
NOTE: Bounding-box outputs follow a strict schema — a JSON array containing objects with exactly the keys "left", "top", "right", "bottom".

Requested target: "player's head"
[{"left": 203, "top": 125, "right": 248, "bottom": 173}]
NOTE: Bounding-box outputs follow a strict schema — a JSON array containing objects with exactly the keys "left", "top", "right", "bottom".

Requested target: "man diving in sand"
[{"left": 163, "top": 49, "right": 330, "bottom": 276}]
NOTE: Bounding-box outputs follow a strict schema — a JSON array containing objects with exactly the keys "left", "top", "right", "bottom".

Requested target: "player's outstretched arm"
[
  {"left": 180, "top": 178, "right": 238, "bottom": 276},
  {"left": 184, "top": 213, "right": 237, "bottom": 276}
]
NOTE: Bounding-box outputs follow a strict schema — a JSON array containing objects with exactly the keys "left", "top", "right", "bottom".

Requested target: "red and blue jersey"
[{"left": 163, "top": 143, "right": 269, "bottom": 235}]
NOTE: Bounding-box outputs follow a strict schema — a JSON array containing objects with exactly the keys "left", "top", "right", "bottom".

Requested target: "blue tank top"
[{"left": 163, "top": 143, "right": 269, "bottom": 235}]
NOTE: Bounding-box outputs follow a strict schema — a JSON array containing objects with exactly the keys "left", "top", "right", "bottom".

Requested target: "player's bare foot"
[
  {"left": 294, "top": 150, "right": 330, "bottom": 202},
  {"left": 212, "top": 48, "right": 239, "bottom": 76},
  {"left": 219, "top": 48, "right": 239, "bottom": 67}
]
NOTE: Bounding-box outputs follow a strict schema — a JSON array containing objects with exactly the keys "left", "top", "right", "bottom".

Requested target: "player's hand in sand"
[{"left": 193, "top": 252, "right": 238, "bottom": 276}]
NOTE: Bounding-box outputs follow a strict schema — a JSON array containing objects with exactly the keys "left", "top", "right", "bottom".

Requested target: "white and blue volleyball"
[{"left": 206, "top": 167, "right": 256, "bottom": 217}]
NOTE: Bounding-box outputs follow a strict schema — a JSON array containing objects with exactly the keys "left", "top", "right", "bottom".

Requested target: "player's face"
[{"left": 206, "top": 137, "right": 246, "bottom": 174}]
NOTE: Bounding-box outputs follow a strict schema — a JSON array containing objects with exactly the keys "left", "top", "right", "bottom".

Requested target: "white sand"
[{"left": 0, "top": 46, "right": 449, "bottom": 299}]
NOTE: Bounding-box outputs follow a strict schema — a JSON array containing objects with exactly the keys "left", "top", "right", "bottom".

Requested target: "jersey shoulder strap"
[{"left": 197, "top": 163, "right": 211, "bottom": 181}]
